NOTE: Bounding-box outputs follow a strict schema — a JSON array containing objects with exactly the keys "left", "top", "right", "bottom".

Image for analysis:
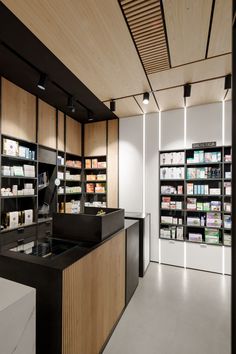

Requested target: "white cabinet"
[
  {"left": 186, "top": 242, "right": 222, "bottom": 273},
  {"left": 160, "top": 239, "right": 185, "bottom": 267},
  {"left": 224, "top": 247, "right": 231, "bottom": 275}
]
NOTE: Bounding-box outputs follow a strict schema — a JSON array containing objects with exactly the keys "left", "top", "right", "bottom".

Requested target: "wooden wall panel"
[
  {"left": 58, "top": 111, "right": 65, "bottom": 152},
  {"left": 108, "top": 119, "right": 118, "bottom": 207},
  {"left": 66, "top": 116, "right": 81, "bottom": 155},
  {"left": 1, "top": 78, "right": 36, "bottom": 142},
  {"left": 38, "top": 99, "right": 56, "bottom": 149},
  {"left": 62, "top": 230, "right": 125, "bottom": 354},
  {"left": 84, "top": 121, "right": 106, "bottom": 156}
]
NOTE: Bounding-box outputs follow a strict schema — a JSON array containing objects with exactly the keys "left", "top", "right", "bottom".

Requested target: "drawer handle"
[
  {"left": 45, "top": 231, "right": 51, "bottom": 236},
  {"left": 200, "top": 244, "right": 207, "bottom": 248},
  {"left": 169, "top": 241, "right": 175, "bottom": 244},
  {"left": 17, "top": 228, "right": 24, "bottom": 233}
]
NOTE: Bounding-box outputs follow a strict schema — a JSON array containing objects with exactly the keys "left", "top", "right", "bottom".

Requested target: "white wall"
[
  {"left": 186, "top": 102, "right": 222, "bottom": 148},
  {"left": 161, "top": 109, "right": 184, "bottom": 150},
  {"left": 145, "top": 113, "right": 159, "bottom": 261},
  {"left": 119, "top": 100, "right": 232, "bottom": 267},
  {"left": 119, "top": 115, "right": 143, "bottom": 212}
]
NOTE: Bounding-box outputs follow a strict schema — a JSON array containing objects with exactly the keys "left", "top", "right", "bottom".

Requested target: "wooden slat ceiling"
[
  {"left": 1, "top": 0, "right": 232, "bottom": 117},
  {"left": 119, "top": 0, "right": 170, "bottom": 74}
]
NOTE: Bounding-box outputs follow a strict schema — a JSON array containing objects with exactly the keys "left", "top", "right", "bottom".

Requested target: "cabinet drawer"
[
  {"left": 186, "top": 242, "right": 222, "bottom": 273},
  {"left": 38, "top": 220, "right": 52, "bottom": 238},
  {"left": 0, "top": 224, "right": 37, "bottom": 248},
  {"left": 160, "top": 239, "right": 184, "bottom": 267}
]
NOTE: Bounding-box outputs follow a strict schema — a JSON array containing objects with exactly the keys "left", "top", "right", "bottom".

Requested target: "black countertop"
[
  {"left": 0, "top": 230, "right": 123, "bottom": 271},
  {"left": 125, "top": 212, "right": 150, "bottom": 219}
]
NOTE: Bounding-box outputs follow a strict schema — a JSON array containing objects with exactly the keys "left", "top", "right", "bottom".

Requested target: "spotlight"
[
  {"left": 88, "top": 110, "right": 94, "bottom": 121},
  {"left": 224, "top": 74, "right": 231, "bottom": 90},
  {"left": 37, "top": 73, "right": 47, "bottom": 90},
  {"left": 67, "top": 96, "right": 75, "bottom": 113},
  {"left": 143, "top": 92, "right": 149, "bottom": 105},
  {"left": 184, "top": 84, "right": 191, "bottom": 98},
  {"left": 110, "top": 100, "right": 116, "bottom": 112}
]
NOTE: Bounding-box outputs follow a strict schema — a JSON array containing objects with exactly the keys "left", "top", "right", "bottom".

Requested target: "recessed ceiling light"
[{"left": 143, "top": 92, "right": 149, "bottom": 105}]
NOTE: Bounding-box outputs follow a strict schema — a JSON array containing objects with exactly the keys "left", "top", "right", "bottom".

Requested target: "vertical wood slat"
[{"left": 62, "top": 230, "right": 125, "bottom": 354}]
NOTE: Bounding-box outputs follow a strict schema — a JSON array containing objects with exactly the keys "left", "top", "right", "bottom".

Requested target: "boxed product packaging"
[
  {"left": 161, "top": 216, "right": 173, "bottom": 224},
  {"left": 3, "top": 138, "right": 19, "bottom": 156},
  {"left": 97, "top": 161, "right": 107, "bottom": 169},
  {"left": 85, "top": 159, "right": 92, "bottom": 169},
  {"left": 187, "top": 217, "right": 200, "bottom": 226},
  {"left": 95, "top": 183, "right": 105, "bottom": 193},
  {"left": 225, "top": 154, "right": 232, "bottom": 162},
  {"left": 187, "top": 183, "right": 194, "bottom": 195},
  {"left": 177, "top": 185, "right": 183, "bottom": 194},
  {"left": 86, "top": 183, "right": 94, "bottom": 193},
  {"left": 57, "top": 171, "right": 64, "bottom": 180},
  {"left": 224, "top": 234, "right": 231, "bottom": 246},
  {"left": 86, "top": 174, "right": 96, "bottom": 181},
  {"left": 224, "top": 203, "right": 231, "bottom": 212},
  {"left": 172, "top": 218, "right": 178, "bottom": 225},
  {"left": 160, "top": 228, "right": 171, "bottom": 239},
  {"left": 92, "top": 159, "right": 98, "bottom": 168},
  {"left": 210, "top": 201, "right": 221, "bottom": 211},
  {"left": 13, "top": 166, "right": 24, "bottom": 177},
  {"left": 196, "top": 202, "right": 203, "bottom": 211},
  {"left": 97, "top": 174, "right": 106, "bottom": 181},
  {"left": 206, "top": 213, "right": 222, "bottom": 228},
  {"left": 23, "top": 165, "right": 35, "bottom": 177},
  {"left": 187, "top": 198, "right": 197, "bottom": 210},
  {"left": 205, "top": 228, "right": 220, "bottom": 244},
  {"left": 9, "top": 211, "right": 20, "bottom": 228},
  {"left": 225, "top": 171, "right": 231, "bottom": 179},
  {"left": 224, "top": 215, "right": 231, "bottom": 229},
  {"left": 171, "top": 227, "right": 176, "bottom": 239},
  {"left": 209, "top": 188, "right": 221, "bottom": 195},
  {"left": 176, "top": 226, "right": 184, "bottom": 240},
  {"left": 22, "top": 209, "right": 33, "bottom": 225},
  {"left": 189, "top": 233, "right": 202, "bottom": 242},
  {"left": 224, "top": 182, "right": 231, "bottom": 195},
  {"left": 2, "top": 166, "right": 11, "bottom": 176}
]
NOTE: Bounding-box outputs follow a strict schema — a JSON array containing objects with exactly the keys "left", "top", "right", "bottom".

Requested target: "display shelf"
[
  {"left": 86, "top": 192, "right": 106, "bottom": 195},
  {"left": 65, "top": 166, "right": 82, "bottom": 170},
  {"left": 85, "top": 180, "right": 106, "bottom": 183},
  {"left": 186, "top": 210, "right": 223, "bottom": 213},
  {"left": 161, "top": 193, "right": 184, "bottom": 196},
  {"left": 160, "top": 164, "right": 185, "bottom": 167},
  {"left": 186, "top": 178, "right": 222, "bottom": 181},
  {"left": 1, "top": 222, "right": 37, "bottom": 233},
  {"left": 186, "top": 194, "right": 223, "bottom": 197},
  {"left": 1, "top": 154, "right": 37, "bottom": 162},
  {"left": 161, "top": 208, "right": 184, "bottom": 211},
  {"left": 186, "top": 162, "right": 222, "bottom": 166},
  {"left": 186, "top": 225, "right": 222, "bottom": 230},
  {"left": 159, "top": 237, "right": 185, "bottom": 242},
  {"left": 1, "top": 176, "right": 37, "bottom": 180},
  {"left": 85, "top": 168, "right": 107, "bottom": 171},
  {"left": 186, "top": 239, "right": 222, "bottom": 247},
  {"left": 160, "top": 179, "right": 185, "bottom": 181},
  {"left": 0, "top": 195, "right": 37, "bottom": 199}
]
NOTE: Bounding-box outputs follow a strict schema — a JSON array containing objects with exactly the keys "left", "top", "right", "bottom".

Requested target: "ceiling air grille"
[{"left": 119, "top": 0, "right": 170, "bottom": 74}]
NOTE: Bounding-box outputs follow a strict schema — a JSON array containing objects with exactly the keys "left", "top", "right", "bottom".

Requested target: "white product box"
[
  {"left": 161, "top": 216, "right": 172, "bottom": 224},
  {"left": 23, "top": 209, "right": 33, "bottom": 225},
  {"left": 9, "top": 211, "right": 19, "bottom": 228},
  {"left": 189, "top": 233, "right": 202, "bottom": 242}
]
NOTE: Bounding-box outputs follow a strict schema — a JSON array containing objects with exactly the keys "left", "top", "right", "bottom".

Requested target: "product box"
[
  {"left": 206, "top": 213, "right": 222, "bottom": 228},
  {"left": 22, "top": 209, "right": 33, "bottom": 225},
  {"left": 97, "top": 174, "right": 106, "bottom": 181},
  {"left": 3, "top": 139, "right": 19, "bottom": 156},
  {"left": 224, "top": 203, "right": 231, "bottom": 212},
  {"left": 13, "top": 166, "right": 24, "bottom": 177},
  {"left": 97, "top": 161, "right": 107, "bottom": 169},
  {"left": 9, "top": 211, "right": 19, "bottom": 228},
  {"left": 225, "top": 172, "right": 231, "bottom": 179},
  {"left": 85, "top": 159, "right": 92, "bottom": 169},
  {"left": 209, "top": 188, "right": 221, "bottom": 195},
  {"left": 86, "top": 174, "right": 96, "bottom": 181},
  {"left": 23, "top": 165, "right": 35, "bottom": 177},
  {"left": 187, "top": 198, "right": 197, "bottom": 210},
  {"left": 177, "top": 185, "right": 183, "bottom": 194},
  {"left": 224, "top": 234, "right": 231, "bottom": 246},
  {"left": 176, "top": 226, "right": 184, "bottom": 240},
  {"left": 187, "top": 183, "right": 193, "bottom": 195},
  {"left": 95, "top": 183, "right": 105, "bottom": 193},
  {"left": 205, "top": 228, "right": 220, "bottom": 244},
  {"left": 187, "top": 217, "right": 200, "bottom": 226},
  {"left": 196, "top": 202, "right": 203, "bottom": 211},
  {"left": 224, "top": 215, "right": 231, "bottom": 229},
  {"left": 189, "top": 233, "right": 202, "bottom": 242},
  {"left": 86, "top": 183, "right": 94, "bottom": 193},
  {"left": 160, "top": 228, "right": 171, "bottom": 239},
  {"left": 92, "top": 159, "right": 98, "bottom": 168},
  {"left": 161, "top": 216, "right": 172, "bottom": 224}
]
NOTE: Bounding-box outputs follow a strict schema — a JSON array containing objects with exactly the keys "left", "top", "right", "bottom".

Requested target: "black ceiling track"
[
  {"left": 0, "top": 3, "right": 117, "bottom": 123},
  {"left": 205, "top": 0, "right": 216, "bottom": 59}
]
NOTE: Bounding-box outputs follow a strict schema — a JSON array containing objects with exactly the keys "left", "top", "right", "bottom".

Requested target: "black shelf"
[
  {"left": 186, "top": 178, "right": 222, "bottom": 181},
  {"left": 186, "top": 194, "right": 223, "bottom": 197},
  {"left": 65, "top": 166, "right": 82, "bottom": 170},
  {"left": 159, "top": 237, "right": 185, "bottom": 242},
  {"left": 186, "top": 224, "right": 222, "bottom": 230},
  {"left": 1, "top": 222, "right": 37, "bottom": 233},
  {"left": 160, "top": 164, "right": 185, "bottom": 167},
  {"left": 2, "top": 176, "right": 37, "bottom": 180},
  {"left": 85, "top": 180, "right": 106, "bottom": 183},
  {"left": 161, "top": 193, "right": 184, "bottom": 196},
  {"left": 186, "top": 162, "right": 222, "bottom": 166},
  {"left": 86, "top": 193, "right": 106, "bottom": 195},
  {"left": 0, "top": 195, "right": 37, "bottom": 199},
  {"left": 186, "top": 209, "right": 223, "bottom": 213},
  {"left": 1, "top": 154, "right": 37, "bottom": 162},
  {"left": 85, "top": 168, "right": 107, "bottom": 171},
  {"left": 160, "top": 179, "right": 184, "bottom": 181}
]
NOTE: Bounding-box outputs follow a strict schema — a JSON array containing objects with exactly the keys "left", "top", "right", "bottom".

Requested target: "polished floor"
[{"left": 103, "top": 263, "right": 231, "bottom": 354}]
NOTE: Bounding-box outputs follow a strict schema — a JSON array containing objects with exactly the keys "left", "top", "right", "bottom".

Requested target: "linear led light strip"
[
  {"left": 142, "top": 114, "right": 146, "bottom": 214},
  {"left": 158, "top": 111, "right": 161, "bottom": 263}
]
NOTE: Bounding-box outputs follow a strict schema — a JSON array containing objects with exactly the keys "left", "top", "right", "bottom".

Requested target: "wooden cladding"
[
  {"left": 119, "top": 0, "right": 170, "bottom": 74},
  {"left": 58, "top": 111, "right": 65, "bottom": 152},
  {"left": 62, "top": 230, "right": 125, "bottom": 354},
  {"left": 1, "top": 78, "right": 36, "bottom": 142},
  {"left": 66, "top": 116, "right": 81, "bottom": 155},
  {"left": 38, "top": 99, "right": 57, "bottom": 149},
  {"left": 108, "top": 119, "right": 118, "bottom": 208},
  {"left": 84, "top": 121, "right": 106, "bottom": 156}
]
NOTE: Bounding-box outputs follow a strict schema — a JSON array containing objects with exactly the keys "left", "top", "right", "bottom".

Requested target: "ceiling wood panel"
[
  {"left": 2, "top": 0, "right": 150, "bottom": 101},
  {"left": 163, "top": 0, "right": 212, "bottom": 66},
  {"left": 186, "top": 78, "right": 225, "bottom": 106},
  {"left": 154, "top": 87, "right": 184, "bottom": 111},
  {"left": 104, "top": 97, "right": 143, "bottom": 118},
  {"left": 134, "top": 94, "right": 159, "bottom": 113},
  {"left": 119, "top": 0, "right": 170, "bottom": 74},
  {"left": 148, "top": 54, "right": 231, "bottom": 90},
  {"left": 208, "top": 0, "right": 232, "bottom": 57}
]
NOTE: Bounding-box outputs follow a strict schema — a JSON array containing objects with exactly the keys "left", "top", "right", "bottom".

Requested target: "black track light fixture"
[
  {"left": 110, "top": 100, "right": 116, "bottom": 112},
  {"left": 143, "top": 92, "right": 150, "bottom": 105},
  {"left": 88, "top": 110, "right": 94, "bottom": 122},
  {"left": 37, "top": 73, "right": 47, "bottom": 90},
  {"left": 184, "top": 83, "right": 191, "bottom": 98},
  {"left": 67, "top": 95, "right": 76, "bottom": 113},
  {"left": 224, "top": 74, "right": 231, "bottom": 90}
]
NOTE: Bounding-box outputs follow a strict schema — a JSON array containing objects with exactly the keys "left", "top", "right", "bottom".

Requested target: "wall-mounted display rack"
[{"left": 159, "top": 146, "right": 232, "bottom": 247}]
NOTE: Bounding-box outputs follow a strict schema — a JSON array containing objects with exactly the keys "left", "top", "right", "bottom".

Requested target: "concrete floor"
[{"left": 103, "top": 263, "right": 231, "bottom": 354}]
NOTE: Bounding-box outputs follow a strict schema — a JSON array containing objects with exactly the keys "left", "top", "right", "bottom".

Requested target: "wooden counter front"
[{"left": 62, "top": 229, "right": 125, "bottom": 354}]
